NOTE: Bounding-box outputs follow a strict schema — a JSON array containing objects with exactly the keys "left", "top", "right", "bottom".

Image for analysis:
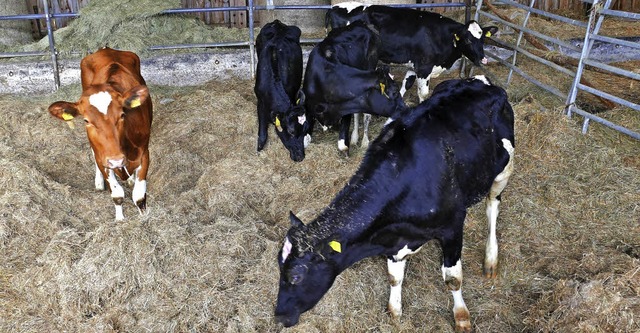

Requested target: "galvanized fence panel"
[
  {"left": 1, "top": 0, "right": 469, "bottom": 89},
  {"left": 476, "top": 0, "right": 639, "bottom": 140}
]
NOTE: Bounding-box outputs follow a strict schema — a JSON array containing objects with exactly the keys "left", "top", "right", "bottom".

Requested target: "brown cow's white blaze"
[
  {"left": 484, "top": 138, "right": 514, "bottom": 278},
  {"left": 89, "top": 91, "right": 112, "bottom": 115}
]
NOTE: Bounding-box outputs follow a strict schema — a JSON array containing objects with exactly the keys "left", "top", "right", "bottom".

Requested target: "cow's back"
[{"left": 255, "top": 21, "right": 303, "bottom": 101}]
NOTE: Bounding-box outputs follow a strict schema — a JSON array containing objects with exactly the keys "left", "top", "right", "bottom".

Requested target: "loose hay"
[{"left": 1, "top": 64, "right": 638, "bottom": 332}]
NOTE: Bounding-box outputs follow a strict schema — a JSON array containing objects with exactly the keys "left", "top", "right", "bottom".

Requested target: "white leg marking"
[
  {"left": 303, "top": 134, "right": 312, "bottom": 148},
  {"left": 351, "top": 114, "right": 360, "bottom": 146},
  {"left": 387, "top": 258, "right": 406, "bottom": 318},
  {"left": 361, "top": 114, "right": 371, "bottom": 148},
  {"left": 108, "top": 169, "right": 125, "bottom": 221},
  {"left": 337, "top": 139, "right": 348, "bottom": 152},
  {"left": 442, "top": 260, "right": 471, "bottom": 332},
  {"left": 484, "top": 138, "right": 515, "bottom": 277},
  {"left": 92, "top": 149, "right": 105, "bottom": 190}
]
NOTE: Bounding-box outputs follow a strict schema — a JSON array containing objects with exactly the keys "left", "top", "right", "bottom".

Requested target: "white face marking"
[
  {"left": 468, "top": 22, "right": 483, "bottom": 39},
  {"left": 89, "top": 91, "right": 112, "bottom": 115},
  {"left": 334, "top": 1, "right": 368, "bottom": 13},
  {"left": 298, "top": 114, "right": 306, "bottom": 125},
  {"left": 281, "top": 237, "right": 292, "bottom": 262},
  {"left": 474, "top": 75, "right": 491, "bottom": 85}
]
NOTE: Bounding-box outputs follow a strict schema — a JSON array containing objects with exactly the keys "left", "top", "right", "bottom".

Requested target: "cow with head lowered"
[
  {"left": 303, "top": 21, "right": 404, "bottom": 156},
  {"left": 255, "top": 20, "right": 310, "bottom": 162},
  {"left": 48, "top": 47, "right": 152, "bottom": 221},
  {"left": 275, "top": 76, "right": 515, "bottom": 332},
  {"left": 326, "top": 2, "right": 499, "bottom": 103}
]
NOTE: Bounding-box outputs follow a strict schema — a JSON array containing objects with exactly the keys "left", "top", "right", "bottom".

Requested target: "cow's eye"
[
  {"left": 288, "top": 264, "right": 308, "bottom": 285},
  {"left": 83, "top": 118, "right": 90, "bottom": 124}
]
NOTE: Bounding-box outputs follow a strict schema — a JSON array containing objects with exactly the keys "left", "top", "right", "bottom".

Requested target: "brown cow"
[{"left": 48, "top": 47, "right": 152, "bottom": 221}]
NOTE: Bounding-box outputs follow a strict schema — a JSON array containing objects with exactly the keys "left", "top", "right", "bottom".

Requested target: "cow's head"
[
  {"left": 273, "top": 90, "right": 309, "bottom": 162},
  {"left": 275, "top": 212, "right": 341, "bottom": 327},
  {"left": 372, "top": 65, "right": 405, "bottom": 114},
  {"left": 48, "top": 84, "right": 149, "bottom": 170},
  {"left": 454, "top": 21, "right": 499, "bottom": 66}
]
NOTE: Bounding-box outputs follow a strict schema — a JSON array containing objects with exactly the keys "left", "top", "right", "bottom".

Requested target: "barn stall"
[{"left": 1, "top": 0, "right": 639, "bottom": 332}]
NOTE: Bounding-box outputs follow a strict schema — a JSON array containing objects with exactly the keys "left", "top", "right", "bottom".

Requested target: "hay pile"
[
  {"left": 15, "top": 0, "right": 249, "bottom": 57},
  {"left": 0, "top": 64, "right": 638, "bottom": 332}
]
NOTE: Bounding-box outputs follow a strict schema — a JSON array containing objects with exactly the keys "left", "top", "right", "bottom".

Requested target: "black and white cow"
[
  {"left": 255, "top": 20, "right": 310, "bottom": 162},
  {"left": 326, "top": 2, "right": 499, "bottom": 103},
  {"left": 303, "top": 21, "right": 404, "bottom": 155},
  {"left": 275, "top": 76, "right": 515, "bottom": 332}
]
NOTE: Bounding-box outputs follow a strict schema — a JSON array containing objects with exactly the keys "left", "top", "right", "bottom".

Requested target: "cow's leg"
[
  {"left": 107, "top": 169, "right": 125, "bottom": 221},
  {"left": 484, "top": 138, "right": 515, "bottom": 278},
  {"left": 387, "top": 245, "right": 422, "bottom": 318},
  {"left": 441, "top": 218, "right": 471, "bottom": 333},
  {"left": 400, "top": 70, "right": 416, "bottom": 97},
  {"left": 256, "top": 100, "right": 269, "bottom": 151},
  {"left": 92, "top": 149, "right": 105, "bottom": 190},
  {"left": 132, "top": 150, "right": 150, "bottom": 215},
  {"left": 338, "top": 114, "right": 352, "bottom": 156},
  {"left": 361, "top": 113, "right": 371, "bottom": 148},
  {"left": 350, "top": 113, "right": 360, "bottom": 146}
]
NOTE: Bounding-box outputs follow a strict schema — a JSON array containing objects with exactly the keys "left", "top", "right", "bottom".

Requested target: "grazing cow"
[
  {"left": 255, "top": 20, "right": 309, "bottom": 162},
  {"left": 326, "top": 2, "right": 499, "bottom": 102},
  {"left": 303, "top": 21, "right": 404, "bottom": 155},
  {"left": 48, "top": 47, "right": 152, "bottom": 221},
  {"left": 275, "top": 76, "right": 515, "bottom": 332}
]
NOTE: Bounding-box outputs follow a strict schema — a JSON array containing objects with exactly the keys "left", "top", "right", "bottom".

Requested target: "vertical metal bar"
[
  {"left": 248, "top": 0, "right": 255, "bottom": 78},
  {"left": 565, "top": 0, "right": 600, "bottom": 119},
  {"left": 42, "top": 0, "right": 60, "bottom": 90},
  {"left": 508, "top": 0, "right": 535, "bottom": 85}
]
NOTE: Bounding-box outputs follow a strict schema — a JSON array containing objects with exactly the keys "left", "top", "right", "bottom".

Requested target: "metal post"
[
  {"left": 248, "top": 0, "right": 255, "bottom": 78},
  {"left": 42, "top": 0, "right": 60, "bottom": 90},
  {"left": 508, "top": 0, "right": 535, "bottom": 85}
]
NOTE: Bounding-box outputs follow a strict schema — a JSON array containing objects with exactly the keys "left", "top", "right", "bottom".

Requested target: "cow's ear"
[
  {"left": 289, "top": 211, "right": 304, "bottom": 228},
  {"left": 122, "top": 85, "right": 149, "bottom": 109},
  {"left": 48, "top": 101, "right": 80, "bottom": 121},
  {"left": 484, "top": 26, "right": 498, "bottom": 38}
]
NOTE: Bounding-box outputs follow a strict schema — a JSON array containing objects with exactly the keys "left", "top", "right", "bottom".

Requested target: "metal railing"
[
  {"left": 476, "top": 0, "right": 639, "bottom": 140},
  {"left": 0, "top": 1, "right": 469, "bottom": 89}
]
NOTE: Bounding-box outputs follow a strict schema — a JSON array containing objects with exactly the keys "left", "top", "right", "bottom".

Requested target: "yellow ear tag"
[
  {"left": 129, "top": 98, "right": 141, "bottom": 108},
  {"left": 485, "top": 31, "right": 492, "bottom": 38},
  {"left": 61, "top": 112, "right": 74, "bottom": 121},
  {"left": 454, "top": 34, "right": 460, "bottom": 41},
  {"left": 379, "top": 83, "right": 389, "bottom": 98},
  {"left": 328, "top": 241, "right": 342, "bottom": 253},
  {"left": 275, "top": 117, "right": 283, "bottom": 132},
  {"left": 296, "top": 98, "right": 301, "bottom": 105}
]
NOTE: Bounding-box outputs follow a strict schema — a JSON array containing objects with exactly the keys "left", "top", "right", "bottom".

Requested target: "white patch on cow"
[
  {"left": 417, "top": 77, "right": 430, "bottom": 103},
  {"left": 430, "top": 65, "right": 446, "bottom": 78},
  {"left": 132, "top": 178, "right": 147, "bottom": 206},
  {"left": 393, "top": 245, "right": 422, "bottom": 261},
  {"left": 474, "top": 75, "right": 491, "bottom": 85},
  {"left": 468, "top": 22, "right": 483, "bottom": 39},
  {"left": 108, "top": 169, "right": 125, "bottom": 221},
  {"left": 337, "top": 139, "right": 348, "bottom": 152},
  {"left": 387, "top": 258, "right": 406, "bottom": 317},
  {"left": 298, "top": 114, "right": 306, "bottom": 125},
  {"left": 384, "top": 118, "right": 394, "bottom": 126},
  {"left": 321, "top": 125, "right": 329, "bottom": 132},
  {"left": 400, "top": 70, "right": 416, "bottom": 97},
  {"left": 89, "top": 91, "right": 112, "bottom": 115},
  {"left": 334, "top": 1, "right": 368, "bottom": 13},
  {"left": 281, "top": 237, "right": 293, "bottom": 262},
  {"left": 441, "top": 260, "right": 463, "bottom": 286},
  {"left": 303, "top": 134, "right": 311, "bottom": 148},
  {"left": 92, "top": 149, "right": 105, "bottom": 190}
]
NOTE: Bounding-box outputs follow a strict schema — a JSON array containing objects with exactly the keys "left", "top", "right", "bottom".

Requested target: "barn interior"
[{"left": 0, "top": 1, "right": 639, "bottom": 332}]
